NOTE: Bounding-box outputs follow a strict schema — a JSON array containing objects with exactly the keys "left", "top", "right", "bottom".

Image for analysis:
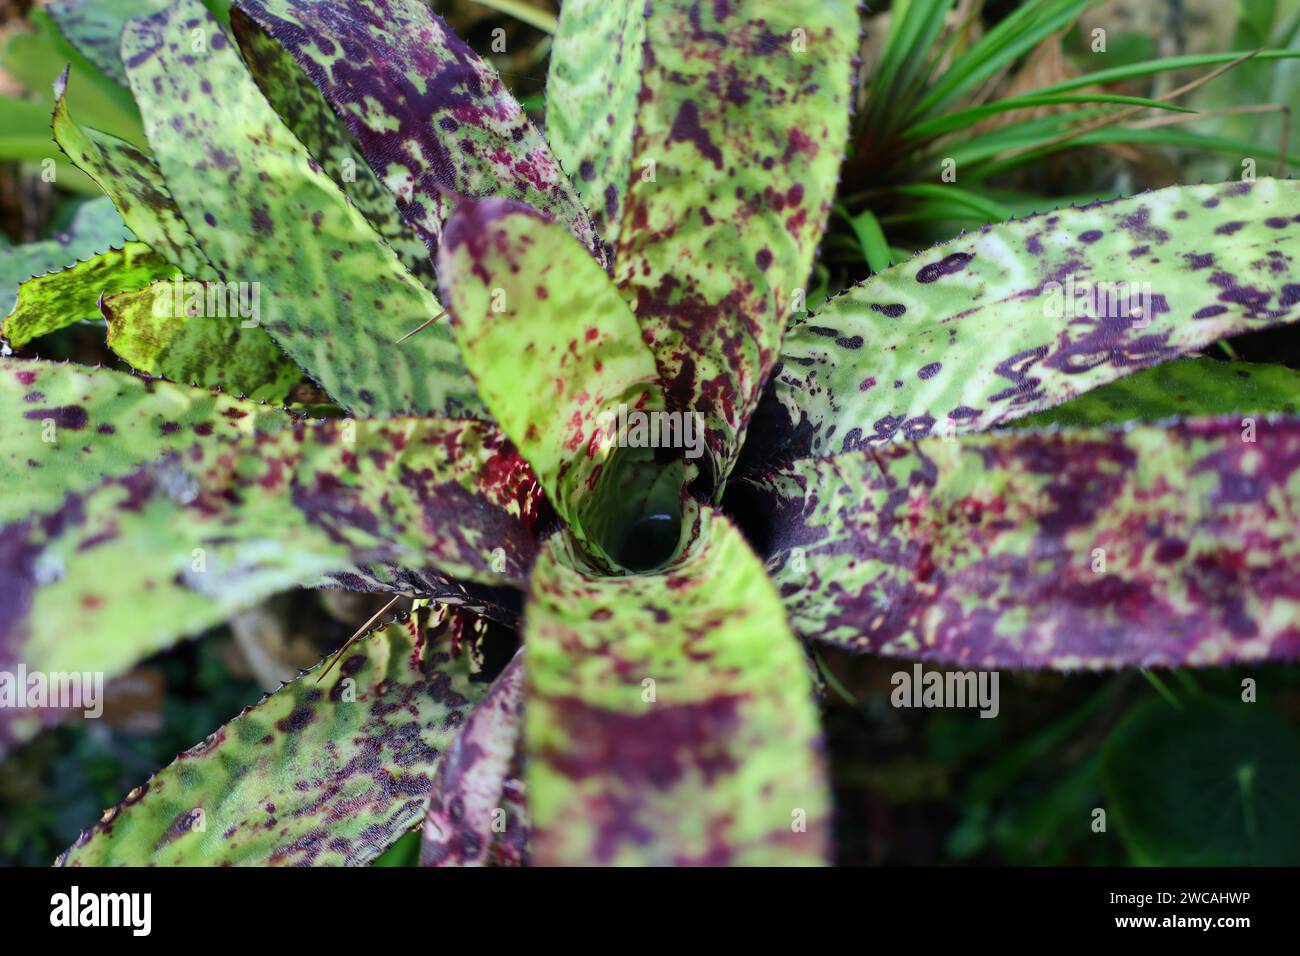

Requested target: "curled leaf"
[
  {"left": 524, "top": 511, "right": 829, "bottom": 865},
  {"left": 3, "top": 242, "right": 177, "bottom": 349}
]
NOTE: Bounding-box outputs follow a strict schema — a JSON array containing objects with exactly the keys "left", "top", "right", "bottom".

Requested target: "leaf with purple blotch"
[
  {"left": 738, "top": 416, "right": 1300, "bottom": 669},
  {"left": 57, "top": 606, "right": 488, "bottom": 866},
  {"left": 230, "top": 14, "right": 437, "bottom": 290},
  {"left": 0, "top": 357, "right": 289, "bottom": 524},
  {"left": 437, "top": 198, "right": 668, "bottom": 568},
  {"left": 524, "top": 510, "right": 829, "bottom": 865},
  {"left": 3, "top": 242, "right": 177, "bottom": 348},
  {"left": 750, "top": 179, "right": 1300, "bottom": 465},
  {"left": 231, "top": 0, "right": 602, "bottom": 263},
  {"left": 548, "top": 0, "right": 857, "bottom": 488},
  {"left": 421, "top": 648, "right": 524, "bottom": 866},
  {"left": 121, "top": 0, "right": 483, "bottom": 418},
  {"left": 0, "top": 394, "right": 550, "bottom": 755}
]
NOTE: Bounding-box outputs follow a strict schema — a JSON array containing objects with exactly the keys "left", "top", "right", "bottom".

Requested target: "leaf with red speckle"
[
  {"left": 749, "top": 179, "right": 1300, "bottom": 466},
  {"left": 421, "top": 648, "right": 525, "bottom": 866},
  {"left": 523, "top": 510, "right": 829, "bottom": 865},
  {"left": 121, "top": 0, "right": 482, "bottom": 418},
  {"left": 738, "top": 416, "right": 1300, "bottom": 669},
  {"left": 0, "top": 357, "right": 292, "bottom": 524},
  {"left": 0, "top": 398, "right": 550, "bottom": 756},
  {"left": 437, "top": 198, "right": 667, "bottom": 567},
  {"left": 57, "top": 606, "right": 489, "bottom": 866},
  {"left": 3, "top": 242, "right": 178, "bottom": 348},
  {"left": 230, "top": 0, "right": 602, "bottom": 264},
  {"left": 548, "top": 0, "right": 856, "bottom": 488}
]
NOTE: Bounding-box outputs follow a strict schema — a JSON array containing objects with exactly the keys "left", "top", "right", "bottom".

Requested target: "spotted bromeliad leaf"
[{"left": 2, "top": 0, "right": 1299, "bottom": 866}]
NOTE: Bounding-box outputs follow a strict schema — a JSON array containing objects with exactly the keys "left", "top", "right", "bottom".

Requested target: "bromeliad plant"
[{"left": 2, "top": 0, "right": 1300, "bottom": 865}]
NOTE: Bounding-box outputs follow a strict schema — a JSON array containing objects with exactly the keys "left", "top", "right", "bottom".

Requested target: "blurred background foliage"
[{"left": 0, "top": 0, "right": 1298, "bottom": 866}]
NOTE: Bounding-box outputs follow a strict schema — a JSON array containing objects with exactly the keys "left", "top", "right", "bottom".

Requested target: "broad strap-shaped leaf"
[
  {"left": 2, "top": 242, "right": 177, "bottom": 348},
  {"left": 1, "top": 405, "right": 550, "bottom": 753},
  {"left": 99, "top": 278, "right": 303, "bottom": 401},
  {"left": 0, "top": 357, "right": 289, "bottom": 523},
  {"left": 524, "top": 511, "right": 829, "bottom": 865},
  {"left": 548, "top": 0, "right": 857, "bottom": 485},
  {"left": 52, "top": 70, "right": 302, "bottom": 400},
  {"left": 421, "top": 648, "right": 525, "bottom": 866},
  {"left": 751, "top": 179, "right": 1300, "bottom": 464},
  {"left": 121, "top": 0, "right": 483, "bottom": 418},
  {"left": 438, "top": 198, "right": 666, "bottom": 561},
  {"left": 58, "top": 607, "right": 489, "bottom": 866},
  {"left": 231, "top": 0, "right": 602, "bottom": 262},
  {"left": 46, "top": 0, "right": 172, "bottom": 84},
  {"left": 737, "top": 417, "right": 1300, "bottom": 669},
  {"left": 0, "top": 197, "right": 130, "bottom": 314},
  {"left": 229, "top": 11, "right": 436, "bottom": 290},
  {"left": 1009, "top": 357, "right": 1300, "bottom": 429}
]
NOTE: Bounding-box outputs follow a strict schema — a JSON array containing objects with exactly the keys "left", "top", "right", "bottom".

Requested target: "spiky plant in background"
[{"left": 1, "top": 0, "right": 1299, "bottom": 865}]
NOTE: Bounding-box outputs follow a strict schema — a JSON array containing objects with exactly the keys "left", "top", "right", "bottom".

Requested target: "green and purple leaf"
[
  {"left": 52, "top": 70, "right": 211, "bottom": 279},
  {"left": 750, "top": 179, "right": 1300, "bottom": 464},
  {"left": 437, "top": 198, "right": 666, "bottom": 563},
  {"left": 121, "top": 0, "right": 482, "bottom": 418},
  {"left": 524, "top": 511, "right": 829, "bottom": 865},
  {"left": 229, "top": 12, "right": 437, "bottom": 289},
  {"left": 1, "top": 375, "right": 550, "bottom": 753},
  {"left": 231, "top": 0, "right": 602, "bottom": 262},
  {"left": 2, "top": 242, "right": 177, "bottom": 349},
  {"left": 421, "top": 648, "right": 525, "bottom": 866},
  {"left": 0, "top": 357, "right": 287, "bottom": 523},
  {"left": 548, "top": 0, "right": 857, "bottom": 485},
  {"left": 58, "top": 607, "right": 487, "bottom": 866},
  {"left": 736, "top": 416, "right": 1300, "bottom": 669}
]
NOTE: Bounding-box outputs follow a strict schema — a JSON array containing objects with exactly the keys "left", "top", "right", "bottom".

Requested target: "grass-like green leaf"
[{"left": 1011, "top": 358, "right": 1300, "bottom": 428}]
